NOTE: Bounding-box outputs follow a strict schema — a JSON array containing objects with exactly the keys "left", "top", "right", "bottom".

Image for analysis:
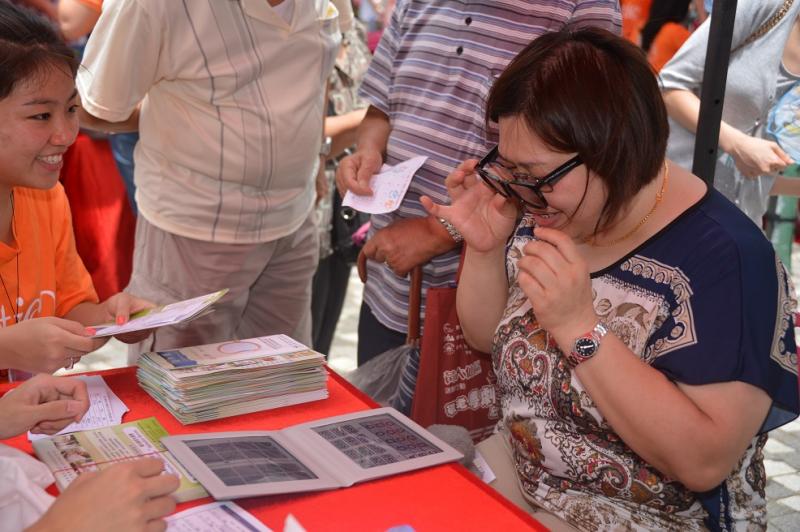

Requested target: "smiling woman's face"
[
  {"left": 0, "top": 64, "right": 79, "bottom": 192},
  {"left": 497, "top": 115, "right": 608, "bottom": 241}
]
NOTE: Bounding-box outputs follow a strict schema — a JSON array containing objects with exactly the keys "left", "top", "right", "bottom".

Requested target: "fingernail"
[
  {"left": 85, "top": 327, "right": 96, "bottom": 335},
  {"left": 116, "top": 316, "right": 125, "bottom": 325},
  {"left": 66, "top": 400, "right": 80, "bottom": 415}
]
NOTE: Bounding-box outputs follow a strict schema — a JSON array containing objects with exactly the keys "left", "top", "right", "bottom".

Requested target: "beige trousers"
[
  {"left": 476, "top": 432, "right": 581, "bottom": 532},
  {"left": 125, "top": 213, "right": 318, "bottom": 362}
]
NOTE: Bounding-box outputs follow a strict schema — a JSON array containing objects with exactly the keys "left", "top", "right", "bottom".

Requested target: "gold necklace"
[{"left": 585, "top": 161, "right": 669, "bottom": 248}]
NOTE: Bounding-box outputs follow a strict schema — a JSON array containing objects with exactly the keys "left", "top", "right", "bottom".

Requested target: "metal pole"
[{"left": 691, "top": 0, "right": 738, "bottom": 185}]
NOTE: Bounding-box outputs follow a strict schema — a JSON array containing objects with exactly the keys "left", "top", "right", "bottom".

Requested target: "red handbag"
[{"left": 410, "top": 251, "right": 500, "bottom": 443}]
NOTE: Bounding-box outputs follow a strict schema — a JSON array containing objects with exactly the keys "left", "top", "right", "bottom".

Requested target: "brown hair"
[
  {"left": 486, "top": 27, "right": 668, "bottom": 232},
  {"left": 0, "top": 0, "right": 78, "bottom": 100}
]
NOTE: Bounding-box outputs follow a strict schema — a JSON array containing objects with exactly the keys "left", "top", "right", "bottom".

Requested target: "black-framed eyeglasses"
[{"left": 475, "top": 145, "right": 583, "bottom": 209}]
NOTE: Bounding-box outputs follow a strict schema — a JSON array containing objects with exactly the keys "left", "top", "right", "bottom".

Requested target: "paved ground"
[{"left": 64, "top": 253, "right": 800, "bottom": 528}]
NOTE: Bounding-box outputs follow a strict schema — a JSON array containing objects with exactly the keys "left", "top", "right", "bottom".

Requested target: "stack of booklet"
[{"left": 136, "top": 335, "right": 328, "bottom": 424}]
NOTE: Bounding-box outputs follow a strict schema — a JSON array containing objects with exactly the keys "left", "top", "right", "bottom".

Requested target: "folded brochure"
[
  {"left": 90, "top": 289, "right": 228, "bottom": 338},
  {"left": 32, "top": 417, "right": 207, "bottom": 502},
  {"left": 162, "top": 407, "right": 462, "bottom": 500}
]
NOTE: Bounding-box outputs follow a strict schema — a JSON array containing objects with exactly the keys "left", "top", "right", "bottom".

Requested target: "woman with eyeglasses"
[{"left": 423, "top": 28, "right": 798, "bottom": 531}]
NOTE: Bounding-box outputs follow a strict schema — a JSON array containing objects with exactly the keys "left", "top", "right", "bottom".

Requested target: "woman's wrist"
[{"left": 718, "top": 123, "right": 745, "bottom": 156}]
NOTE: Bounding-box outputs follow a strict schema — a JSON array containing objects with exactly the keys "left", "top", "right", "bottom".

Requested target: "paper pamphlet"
[
  {"left": 162, "top": 407, "right": 462, "bottom": 500},
  {"left": 137, "top": 335, "right": 328, "bottom": 424},
  {"left": 152, "top": 334, "right": 310, "bottom": 368},
  {"left": 89, "top": 289, "right": 228, "bottom": 338},
  {"left": 29, "top": 376, "right": 128, "bottom": 441},
  {"left": 166, "top": 502, "right": 271, "bottom": 532},
  {"left": 32, "top": 417, "right": 207, "bottom": 503},
  {"left": 471, "top": 450, "right": 496, "bottom": 484},
  {"left": 342, "top": 156, "right": 427, "bottom": 214}
]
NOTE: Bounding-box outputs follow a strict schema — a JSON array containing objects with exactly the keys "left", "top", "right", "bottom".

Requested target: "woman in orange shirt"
[{"left": 0, "top": 0, "right": 151, "bottom": 376}]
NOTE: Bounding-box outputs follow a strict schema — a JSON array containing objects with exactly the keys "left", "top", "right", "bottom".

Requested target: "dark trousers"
[
  {"left": 311, "top": 252, "right": 352, "bottom": 355},
  {"left": 357, "top": 301, "right": 407, "bottom": 366}
]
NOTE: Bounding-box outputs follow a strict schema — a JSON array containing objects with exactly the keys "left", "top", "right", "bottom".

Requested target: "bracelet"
[{"left": 437, "top": 217, "right": 463, "bottom": 243}]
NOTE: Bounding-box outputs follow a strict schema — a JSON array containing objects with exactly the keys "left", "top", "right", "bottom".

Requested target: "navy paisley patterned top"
[{"left": 493, "top": 188, "right": 798, "bottom": 531}]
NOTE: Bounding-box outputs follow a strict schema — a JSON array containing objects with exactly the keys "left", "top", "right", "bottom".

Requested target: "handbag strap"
[
  {"left": 731, "top": 0, "right": 795, "bottom": 54},
  {"left": 356, "top": 250, "right": 423, "bottom": 345}
]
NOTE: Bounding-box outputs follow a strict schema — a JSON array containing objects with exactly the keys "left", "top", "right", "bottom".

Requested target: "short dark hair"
[
  {"left": 486, "top": 27, "right": 668, "bottom": 232},
  {"left": 0, "top": 0, "right": 77, "bottom": 100}
]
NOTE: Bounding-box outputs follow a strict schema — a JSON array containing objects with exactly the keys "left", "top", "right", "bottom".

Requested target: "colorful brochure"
[{"left": 32, "top": 417, "right": 207, "bottom": 503}]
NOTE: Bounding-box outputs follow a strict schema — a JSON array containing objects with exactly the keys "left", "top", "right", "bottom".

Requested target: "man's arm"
[
  {"left": 335, "top": 105, "right": 391, "bottom": 195},
  {"left": 78, "top": 103, "right": 140, "bottom": 134},
  {"left": 58, "top": 0, "right": 101, "bottom": 41}
]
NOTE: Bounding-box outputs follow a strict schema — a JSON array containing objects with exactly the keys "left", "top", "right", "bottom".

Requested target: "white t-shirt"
[
  {"left": 272, "top": 0, "right": 295, "bottom": 23},
  {"left": 78, "top": 0, "right": 340, "bottom": 244}
]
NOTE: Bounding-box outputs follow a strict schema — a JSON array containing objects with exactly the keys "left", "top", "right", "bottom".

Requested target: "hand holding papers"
[
  {"left": 28, "top": 376, "right": 128, "bottom": 441},
  {"left": 342, "top": 156, "right": 427, "bottom": 214},
  {"left": 32, "top": 417, "right": 208, "bottom": 503},
  {"left": 89, "top": 289, "right": 228, "bottom": 338}
]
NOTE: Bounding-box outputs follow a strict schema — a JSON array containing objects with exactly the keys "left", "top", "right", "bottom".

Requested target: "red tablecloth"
[{"left": 1, "top": 367, "right": 544, "bottom": 531}]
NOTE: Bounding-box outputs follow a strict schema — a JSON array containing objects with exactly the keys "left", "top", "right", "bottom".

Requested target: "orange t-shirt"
[
  {"left": 621, "top": 0, "right": 652, "bottom": 45},
  {"left": 74, "top": 0, "right": 102, "bottom": 13},
  {"left": 648, "top": 22, "right": 691, "bottom": 73},
  {"left": 0, "top": 184, "right": 98, "bottom": 328}
]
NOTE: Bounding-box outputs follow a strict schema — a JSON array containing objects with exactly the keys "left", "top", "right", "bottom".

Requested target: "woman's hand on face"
[
  {"left": 730, "top": 134, "right": 793, "bottom": 179},
  {"left": 517, "top": 227, "right": 598, "bottom": 349},
  {"left": 0, "top": 317, "right": 101, "bottom": 374},
  {"left": 421, "top": 159, "right": 518, "bottom": 253},
  {"left": 0, "top": 374, "right": 88, "bottom": 439}
]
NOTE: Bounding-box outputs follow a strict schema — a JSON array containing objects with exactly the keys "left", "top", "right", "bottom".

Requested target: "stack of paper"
[{"left": 136, "top": 335, "right": 328, "bottom": 424}]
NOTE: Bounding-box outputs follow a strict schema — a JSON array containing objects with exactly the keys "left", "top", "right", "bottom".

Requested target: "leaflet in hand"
[
  {"left": 32, "top": 417, "right": 208, "bottom": 503},
  {"left": 161, "top": 407, "right": 462, "bottom": 500},
  {"left": 89, "top": 289, "right": 228, "bottom": 338},
  {"left": 342, "top": 156, "right": 427, "bottom": 214},
  {"left": 28, "top": 375, "right": 128, "bottom": 441}
]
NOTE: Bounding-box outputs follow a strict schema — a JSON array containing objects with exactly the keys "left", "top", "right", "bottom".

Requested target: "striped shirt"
[
  {"left": 78, "top": 0, "right": 340, "bottom": 244},
  {"left": 360, "top": 0, "right": 622, "bottom": 333}
]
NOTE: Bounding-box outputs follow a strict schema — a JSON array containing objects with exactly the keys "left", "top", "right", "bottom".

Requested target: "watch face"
[{"left": 574, "top": 337, "right": 598, "bottom": 359}]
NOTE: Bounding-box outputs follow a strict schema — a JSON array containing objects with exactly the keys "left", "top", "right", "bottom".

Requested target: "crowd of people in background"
[{"left": 1, "top": 0, "right": 800, "bottom": 531}]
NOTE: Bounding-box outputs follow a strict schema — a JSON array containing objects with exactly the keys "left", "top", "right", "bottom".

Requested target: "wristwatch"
[
  {"left": 319, "top": 136, "right": 332, "bottom": 157},
  {"left": 566, "top": 321, "right": 609, "bottom": 367}
]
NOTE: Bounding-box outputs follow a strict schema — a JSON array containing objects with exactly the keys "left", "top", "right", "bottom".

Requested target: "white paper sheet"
[
  {"left": 471, "top": 450, "right": 496, "bottom": 484},
  {"left": 283, "top": 514, "right": 307, "bottom": 532},
  {"left": 89, "top": 289, "right": 226, "bottom": 338},
  {"left": 342, "top": 156, "right": 427, "bottom": 214},
  {"left": 28, "top": 376, "right": 128, "bottom": 441},
  {"left": 166, "top": 501, "right": 272, "bottom": 532}
]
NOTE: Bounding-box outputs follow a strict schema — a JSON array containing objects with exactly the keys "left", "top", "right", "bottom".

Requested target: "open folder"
[
  {"left": 89, "top": 289, "right": 228, "bottom": 338},
  {"left": 162, "top": 407, "right": 463, "bottom": 500}
]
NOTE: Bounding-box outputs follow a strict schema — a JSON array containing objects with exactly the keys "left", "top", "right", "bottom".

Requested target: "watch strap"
[{"left": 566, "top": 321, "right": 608, "bottom": 367}]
